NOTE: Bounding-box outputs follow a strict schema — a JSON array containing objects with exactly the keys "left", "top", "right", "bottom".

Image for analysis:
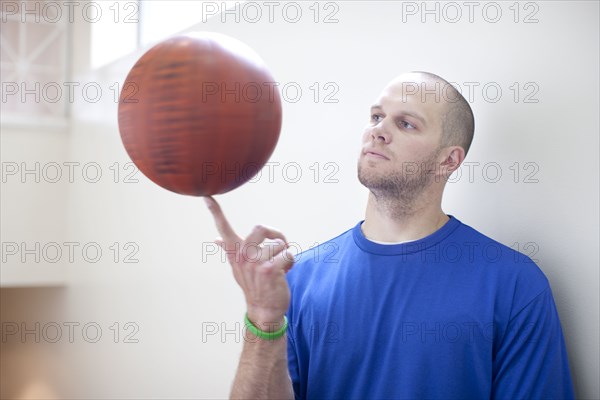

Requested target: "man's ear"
[{"left": 438, "top": 146, "right": 465, "bottom": 178}]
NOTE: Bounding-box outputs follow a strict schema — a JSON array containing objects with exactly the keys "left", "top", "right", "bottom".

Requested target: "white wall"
[
  {"left": 1, "top": 126, "right": 69, "bottom": 286},
  {"left": 2, "top": 1, "right": 598, "bottom": 399}
]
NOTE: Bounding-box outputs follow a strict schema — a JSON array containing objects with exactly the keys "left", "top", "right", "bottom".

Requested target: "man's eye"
[
  {"left": 371, "top": 114, "right": 383, "bottom": 123},
  {"left": 399, "top": 120, "right": 415, "bottom": 130}
]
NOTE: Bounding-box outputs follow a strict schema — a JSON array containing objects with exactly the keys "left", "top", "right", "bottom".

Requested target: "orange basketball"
[{"left": 117, "top": 32, "right": 282, "bottom": 196}]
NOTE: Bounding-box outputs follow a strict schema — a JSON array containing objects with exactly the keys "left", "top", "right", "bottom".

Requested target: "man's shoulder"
[
  {"left": 291, "top": 224, "right": 356, "bottom": 267},
  {"left": 453, "top": 217, "right": 542, "bottom": 264},
  {"left": 452, "top": 217, "right": 550, "bottom": 296},
  {"left": 285, "top": 223, "right": 358, "bottom": 287}
]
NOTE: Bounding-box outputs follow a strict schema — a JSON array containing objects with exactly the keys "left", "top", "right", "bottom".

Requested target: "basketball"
[{"left": 117, "top": 32, "right": 282, "bottom": 196}]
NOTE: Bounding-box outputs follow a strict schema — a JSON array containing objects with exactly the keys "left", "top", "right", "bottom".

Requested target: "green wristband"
[{"left": 244, "top": 313, "right": 288, "bottom": 340}]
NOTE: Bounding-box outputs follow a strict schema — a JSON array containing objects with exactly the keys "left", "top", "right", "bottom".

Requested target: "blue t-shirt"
[{"left": 286, "top": 216, "right": 574, "bottom": 399}]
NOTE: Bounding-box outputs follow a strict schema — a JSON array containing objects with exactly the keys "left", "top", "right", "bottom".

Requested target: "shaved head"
[
  {"left": 410, "top": 71, "right": 475, "bottom": 155},
  {"left": 358, "top": 71, "right": 475, "bottom": 206}
]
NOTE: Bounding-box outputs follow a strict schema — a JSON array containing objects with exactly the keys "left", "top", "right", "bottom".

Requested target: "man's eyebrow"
[
  {"left": 399, "top": 111, "right": 427, "bottom": 126},
  {"left": 370, "top": 105, "right": 427, "bottom": 126}
]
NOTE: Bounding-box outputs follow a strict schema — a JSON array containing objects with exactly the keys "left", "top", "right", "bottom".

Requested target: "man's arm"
[
  {"left": 231, "top": 328, "right": 293, "bottom": 399},
  {"left": 492, "top": 286, "right": 575, "bottom": 399},
  {"left": 204, "top": 197, "right": 295, "bottom": 400}
]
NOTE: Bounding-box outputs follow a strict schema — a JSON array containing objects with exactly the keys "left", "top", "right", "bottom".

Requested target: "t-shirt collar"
[{"left": 352, "top": 215, "right": 461, "bottom": 255}]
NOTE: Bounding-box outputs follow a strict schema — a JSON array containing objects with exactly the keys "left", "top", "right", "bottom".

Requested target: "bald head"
[{"left": 390, "top": 71, "right": 475, "bottom": 156}]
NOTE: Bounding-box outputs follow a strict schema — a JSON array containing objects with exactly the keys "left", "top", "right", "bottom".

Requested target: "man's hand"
[{"left": 204, "top": 196, "right": 294, "bottom": 331}]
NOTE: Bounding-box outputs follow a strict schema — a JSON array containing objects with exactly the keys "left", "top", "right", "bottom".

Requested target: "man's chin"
[{"left": 357, "top": 170, "right": 384, "bottom": 190}]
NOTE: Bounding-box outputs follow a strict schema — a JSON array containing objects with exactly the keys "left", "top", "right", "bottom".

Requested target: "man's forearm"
[{"left": 230, "top": 335, "right": 294, "bottom": 400}]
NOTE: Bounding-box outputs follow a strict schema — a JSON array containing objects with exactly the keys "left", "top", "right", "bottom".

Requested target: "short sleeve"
[{"left": 492, "top": 286, "right": 575, "bottom": 399}]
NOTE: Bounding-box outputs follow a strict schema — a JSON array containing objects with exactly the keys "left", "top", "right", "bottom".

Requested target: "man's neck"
[{"left": 361, "top": 192, "right": 449, "bottom": 243}]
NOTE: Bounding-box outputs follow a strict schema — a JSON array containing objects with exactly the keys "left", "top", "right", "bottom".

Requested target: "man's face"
[{"left": 357, "top": 75, "right": 447, "bottom": 199}]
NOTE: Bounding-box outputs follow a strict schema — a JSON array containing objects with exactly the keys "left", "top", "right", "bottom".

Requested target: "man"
[{"left": 204, "top": 72, "right": 575, "bottom": 399}]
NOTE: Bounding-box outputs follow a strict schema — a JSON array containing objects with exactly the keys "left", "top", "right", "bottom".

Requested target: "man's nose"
[{"left": 370, "top": 121, "right": 391, "bottom": 144}]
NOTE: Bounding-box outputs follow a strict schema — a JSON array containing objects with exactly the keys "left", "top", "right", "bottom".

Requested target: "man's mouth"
[{"left": 363, "top": 149, "right": 390, "bottom": 160}]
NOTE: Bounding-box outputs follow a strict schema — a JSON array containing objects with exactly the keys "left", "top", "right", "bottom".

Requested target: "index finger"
[{"left": 204, "top": 196, "right": 242, "bottom": 244}]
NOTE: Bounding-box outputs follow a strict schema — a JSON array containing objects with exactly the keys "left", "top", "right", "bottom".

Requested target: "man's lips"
[{"left": 363, "top": 149, "right": 390, "bottom": 160}]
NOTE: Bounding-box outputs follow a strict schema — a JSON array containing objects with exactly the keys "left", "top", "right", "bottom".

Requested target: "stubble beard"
[{"left": 357, "top": 147, "right": 442, "bottom": 215}]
